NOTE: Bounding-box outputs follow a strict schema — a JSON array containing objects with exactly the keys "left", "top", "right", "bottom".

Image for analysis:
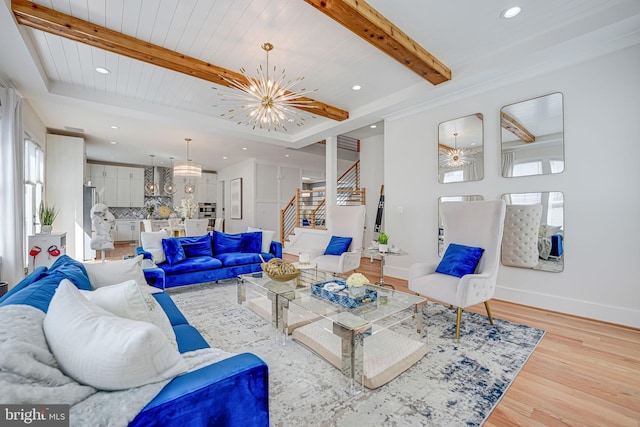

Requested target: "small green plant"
[
  {"left": 39, "top": 202, "right": 58, "bottom": 226},
  {"left": 377, "top": 233, "right": 389, "bottom": 245}
]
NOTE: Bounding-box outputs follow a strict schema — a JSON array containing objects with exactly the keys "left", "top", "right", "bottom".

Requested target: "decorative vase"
[
  {"left": 348, "top": 285, "right": 366, "bottom": 297},
  {"left": 378, "top": 243, "right": 388, "bottom": 253},
  {"left": 41, "top": 225, "right": 52, "bottom": 234}
]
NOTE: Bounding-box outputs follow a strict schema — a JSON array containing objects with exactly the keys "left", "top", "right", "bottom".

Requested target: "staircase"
[{"left": 279, "top": 161, "right": 365, "bottom": 243}]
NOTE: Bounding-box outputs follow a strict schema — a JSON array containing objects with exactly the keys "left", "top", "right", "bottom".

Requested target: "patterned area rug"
[{"left": 168, "top": 282, "right": 545, "bottom": 427}]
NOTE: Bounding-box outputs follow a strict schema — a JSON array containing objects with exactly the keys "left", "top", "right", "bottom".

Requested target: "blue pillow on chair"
[
  {"left": 324, "top": 236, "right": 353, "bottom": 256},
  {"left": 162, "top": 238, "right": 186, "bottom": 265},
  {"left": 436, "top": 243, "right": 484, "bottom": 278}
]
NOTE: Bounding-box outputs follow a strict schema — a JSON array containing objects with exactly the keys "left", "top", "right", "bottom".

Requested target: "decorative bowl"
[{"left": 260, "top": 255, "right": 300, "bottom": 282}]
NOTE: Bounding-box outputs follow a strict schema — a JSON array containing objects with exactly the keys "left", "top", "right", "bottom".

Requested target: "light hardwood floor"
[{"left": 110, "top": 243, "right": 640, "bottom": 426}]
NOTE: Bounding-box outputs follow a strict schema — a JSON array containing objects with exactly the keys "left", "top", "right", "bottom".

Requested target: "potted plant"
[
  {"left": 378, "top": 233, "right": 389, "bottom": 253},
  {"left": 39, "top": 202, "right": 58, "bottom": 234}
]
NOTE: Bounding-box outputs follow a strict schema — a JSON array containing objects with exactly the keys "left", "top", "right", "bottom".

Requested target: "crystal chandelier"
[
  {"left": 174, "top": 138, "right": 202, "bottom": 177},
  {"left": 439, "top": 132, "right": 473, "bottom": 168},
  {"left": 214, "top": 42, "right": 317, "bottom": 132}
]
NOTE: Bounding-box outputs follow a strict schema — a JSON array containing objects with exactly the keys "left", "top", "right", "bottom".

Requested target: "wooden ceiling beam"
[
  {"left": 500, "top": 111, "right": 536, "bottom": 143},
  {"left": 303, "top": 0, "right": 451, "bottom": 85},
  {"left": 11, "top": 0, "right": 349, "bottom": 122}
]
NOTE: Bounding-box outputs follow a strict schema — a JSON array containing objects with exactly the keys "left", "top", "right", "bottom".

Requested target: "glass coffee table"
[
  {"left": 284, "top": 284, "right": 427, "bottom": 393},
  {"left": 237, "top": 267, "right": 339, "bottom": 333}
]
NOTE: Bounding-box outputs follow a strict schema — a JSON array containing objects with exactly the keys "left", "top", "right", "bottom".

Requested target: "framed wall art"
[{"left": 230, "top": 178, "right": 243, "bottom": 219}]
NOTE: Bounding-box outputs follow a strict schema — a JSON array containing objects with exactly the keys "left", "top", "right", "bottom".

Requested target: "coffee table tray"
[{"left": 311, "top": 281, "right": 377, "bottom": 309}]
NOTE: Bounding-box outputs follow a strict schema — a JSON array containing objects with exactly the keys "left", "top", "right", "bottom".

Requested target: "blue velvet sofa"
[
  {"left": 0, "top": 255, "right": 270, "bottom": 426},
  {"left": 137, "top": 231, "right": 282, "bottom": 290}
]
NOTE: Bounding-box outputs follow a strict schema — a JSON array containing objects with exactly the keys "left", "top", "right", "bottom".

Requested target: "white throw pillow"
[
  {"left": 44, "top": 280, "right": 187, "bottom": 391},
  {"left": 79, "top": 279, "right": 177, "bottom": 350},
  {"left": 141, "top": 230, "right": 169, "bottom": 263},
  {"left": 247, "top": 227, "right": 276, "bottom": 253},
  {"left": 84, "top": 255, "right": 148, "bottom": 289}
]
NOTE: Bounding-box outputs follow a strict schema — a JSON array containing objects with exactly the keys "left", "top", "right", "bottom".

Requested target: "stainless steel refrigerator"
[{"left": 83, "top": 185, "right": 96, "bottom": 260}]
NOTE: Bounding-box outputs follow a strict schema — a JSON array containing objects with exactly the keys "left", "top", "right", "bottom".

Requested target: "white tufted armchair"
[
  {"left": 501, "top": 204, "right": 542, "bottom": 268},
  {"left": 409, "top": 200, "right": 506, "bottom": 339}
]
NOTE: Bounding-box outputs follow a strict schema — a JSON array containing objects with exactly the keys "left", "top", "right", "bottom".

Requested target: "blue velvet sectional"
[
  {"left": 137, "top": 231, "right": 282, "bottom": 290},
  {"left": 0, "top": 255, "right": 270, "bottom": 426}
]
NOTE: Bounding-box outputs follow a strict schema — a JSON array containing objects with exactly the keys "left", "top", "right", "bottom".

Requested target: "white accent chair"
[
  {"left": 184, "top": 219, "right": 209, "bottom": 236},
  {"left": 409, "top": 200, "right": 506, "bottom": 339},
  {"left": 309, "top": 205, "right": 366, "bottom": 274}
]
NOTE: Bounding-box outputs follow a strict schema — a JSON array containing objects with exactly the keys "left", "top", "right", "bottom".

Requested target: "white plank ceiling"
[{"left": 1, "top": 0, "right": 639, "bottom": 171}]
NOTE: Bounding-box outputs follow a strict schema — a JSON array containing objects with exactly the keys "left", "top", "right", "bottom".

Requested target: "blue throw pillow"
[
  {"left": 213, "top": 231, "right": 242, "bottom": 255},
  {"left": 324, "top": 236, "right": 353, "bottom": 256},
  {"left": 436, "top": 243, "right": 485, "bottom": 278},
  {"left": 162, "top": 238, "right": 186, "bottom": 265},
  {"left": 180, "top": 234, "right": 213, "bottom": 258},
  {"left": 241, "top": 232, "right": 262, "bottom": 253}
]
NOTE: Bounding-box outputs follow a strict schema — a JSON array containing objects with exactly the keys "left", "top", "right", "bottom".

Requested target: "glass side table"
[{"left": 363, "top": 247, "right": 408, "bottom": 289}]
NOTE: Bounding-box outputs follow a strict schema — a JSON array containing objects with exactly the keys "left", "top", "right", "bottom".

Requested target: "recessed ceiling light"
[
  {"left": 109, "top": 141, "right": 117, "bottom": 145},
  {"left": 110, "top": 125, "right": 119, "bottom": 129},
  {"left": 352, "top": 85, "right": 362, "bottom": 91},
  {"left": 242, "top": 147, "right": 248, "bottom": 151},
  {"left": 222, "top": 156, "right": 228, "bottom": 160},
  {"left": 370, "top": 124, "right": 377, "bottom": 129},
  {"left": 285, "top": 154, "right": 290, "bottom": 158},
  {"left": 501, "top": 6, "right": 521, "bottom": 19},
  {"left": 95, "top": 67, "right": 110, "bottom": 74}
]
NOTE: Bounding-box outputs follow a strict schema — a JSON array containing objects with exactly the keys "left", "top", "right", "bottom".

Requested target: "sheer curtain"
[
  {"left": 501, "top": 152, "right": 515, "bottom": 177},
  {"left": 0, "top": 88, "right": 25, "bottom": 286}
]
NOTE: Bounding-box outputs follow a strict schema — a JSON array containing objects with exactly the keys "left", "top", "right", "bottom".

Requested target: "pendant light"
[
  {"left": 163, "top": 157, "right": 177, "bottom": 194},
  {"left": 145, "top": 155, "right": 159, "bottom": 195},
  {"left": 174, "top": 138, "right": 202, "bottom": 177}
]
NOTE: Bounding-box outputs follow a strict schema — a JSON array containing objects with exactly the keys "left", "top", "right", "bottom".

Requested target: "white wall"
[
  {"left": 359, "top": 134, "right": 384, "bottom": 246},
  {"left": 45, "top": 134, "right": 85, "bottom": 260},
  {"left": 383, "top": 44, "right": 640, "bottom": 328},
  {"left": 22, "top": 101, "right": 46, "bottom": 145},
  {"left": 216, "top": 158, "right": 255, "bottom": 234}
]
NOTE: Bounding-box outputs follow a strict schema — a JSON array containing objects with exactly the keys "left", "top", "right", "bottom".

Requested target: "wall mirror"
[
  {"left": 501, "top": 191, "right": 564, "bottom": 272},
  {"left": 437, "top": 195, "right": 484, "bottom": 256},
  {"left": 438, "top": 114, "right": 484, "bottom": 183},
  {"left": 501, "top": 92, "right": 564, "bottom": 177}
]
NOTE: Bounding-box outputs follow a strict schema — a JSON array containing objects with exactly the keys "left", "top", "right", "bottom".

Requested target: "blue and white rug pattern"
[{"left": 169, "top": 282, "right": 545, "bottom": 426}]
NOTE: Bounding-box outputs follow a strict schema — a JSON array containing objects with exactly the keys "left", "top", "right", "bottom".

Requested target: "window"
[
  {"left": 512, "top": 161, "right": 542, "bottom": 177},
  {"left": 442, "top": 170, "right": 464, "bottom": 183},
  {"left": 24, "top": 138, "right": 44, "bottom": 238}
]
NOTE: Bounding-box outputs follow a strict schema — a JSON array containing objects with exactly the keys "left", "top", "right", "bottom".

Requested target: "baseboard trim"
[{"left": 382, "top": 265, "right": 640, "bottom": 329}]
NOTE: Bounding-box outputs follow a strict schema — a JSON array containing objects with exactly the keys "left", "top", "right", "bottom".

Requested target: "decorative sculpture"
[{"left": 90, "top": 203, "right": 116, "bottom": 251}]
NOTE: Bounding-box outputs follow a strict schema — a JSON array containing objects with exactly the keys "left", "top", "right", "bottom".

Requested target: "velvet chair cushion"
[
  {"left": 162, "top": 238, "right": 186, "bottom": 265},
  {"left": 240, "top": 232, "right": 262, "bottom": 253},
  {"left": 213, "top": 231, "right": 242, "bottom": 255},
  {"left": 436, "top": 243, "right": 485, "bottom": 278},
  {"left": 180, "top": 234, "right": 213, "bottom": 258},
  {"left": 324, "top": 236, "right": 353, "bottom": 255}
]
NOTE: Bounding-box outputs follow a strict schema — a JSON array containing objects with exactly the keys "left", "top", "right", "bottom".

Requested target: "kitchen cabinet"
[
  {"left": 197, "top": 173, "right": 217, "bottom": 203},
  {"left": 114, "top": 220, "right": 140, "bottom": 242},
  {"left": 89, "top": 164, "right": 117, "bottom": 206},
  {"left": 174, "top": 173, "right": 217, "bottom": 204},
  {"left": 116, "top": 167, "right": 144, "bottom": 207}
]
